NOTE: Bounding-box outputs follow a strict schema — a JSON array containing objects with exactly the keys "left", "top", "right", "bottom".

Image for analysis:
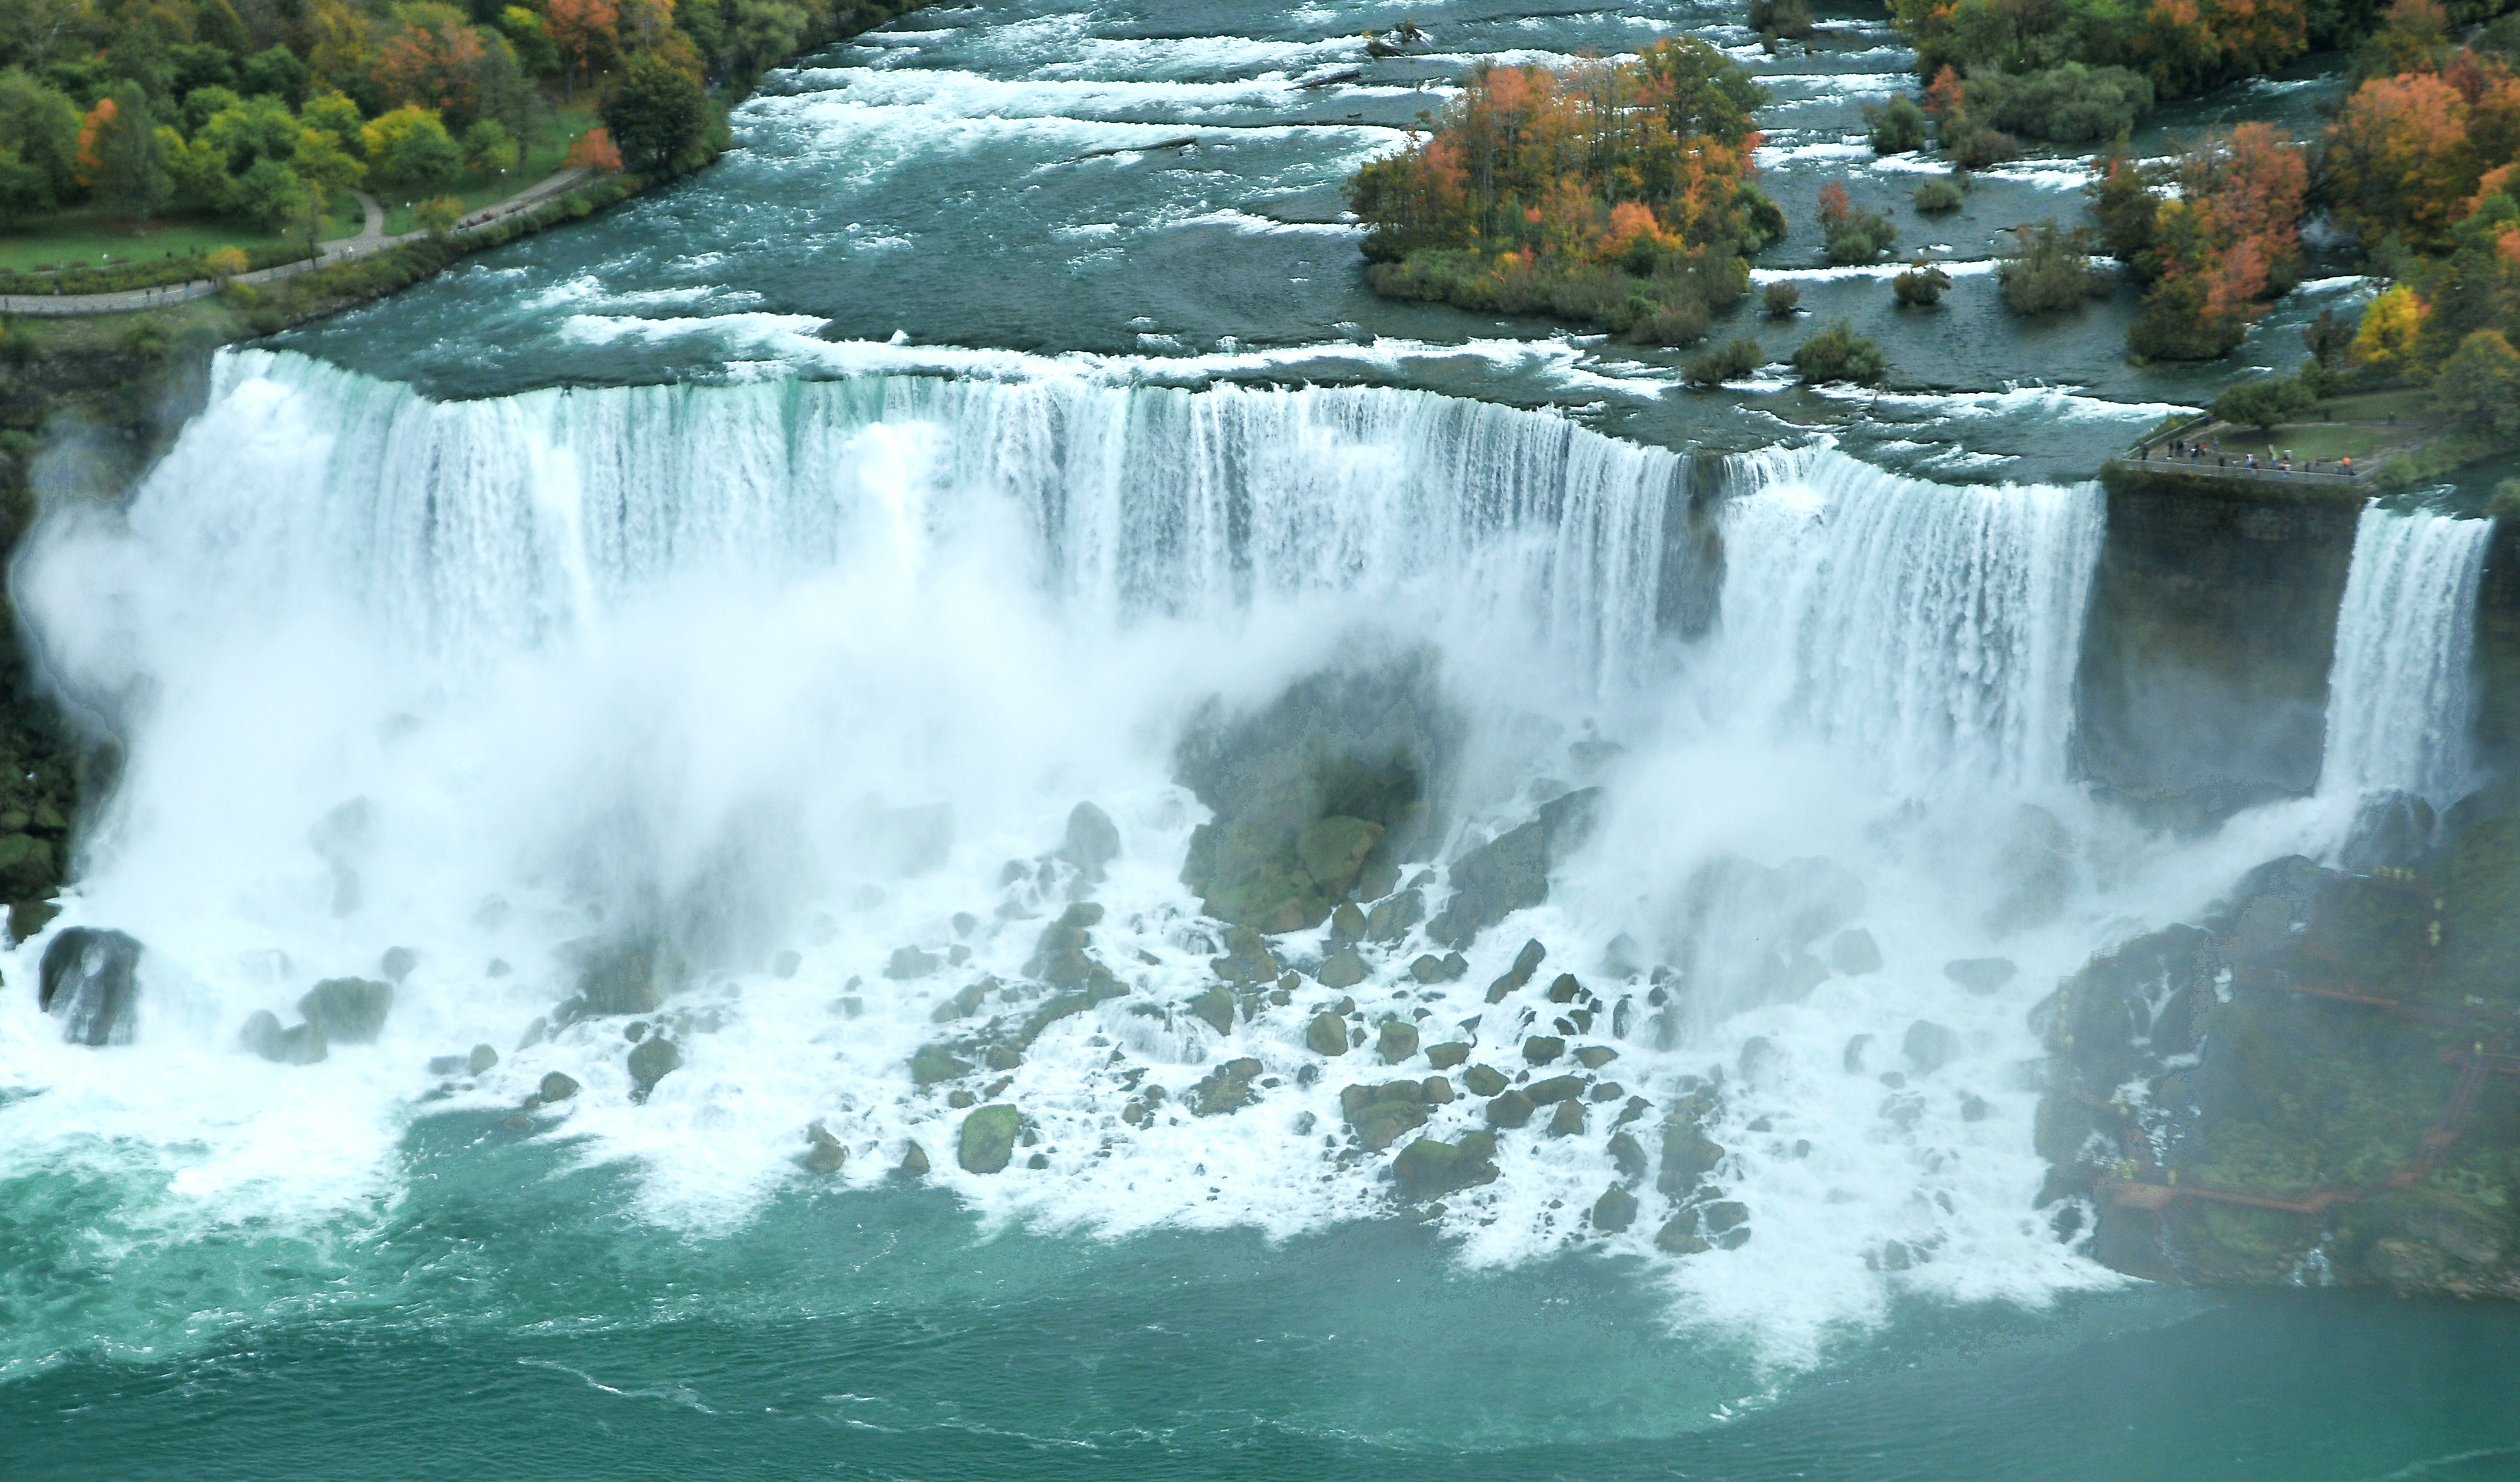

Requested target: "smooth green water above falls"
[{"left": 6, "top": 2, "right": 2518, "bottom": 1478}]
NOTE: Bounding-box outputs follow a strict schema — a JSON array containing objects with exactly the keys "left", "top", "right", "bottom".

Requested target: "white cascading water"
[
  {"left": 2, "top": 348, "right": 2328, "bottom": 1371},
  {"left": 2319, "top": 503, "right": 2492, "bottom": 807}
]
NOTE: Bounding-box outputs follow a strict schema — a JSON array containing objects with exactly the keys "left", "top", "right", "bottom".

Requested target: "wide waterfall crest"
[
  {"left": 2320, "top": 503, "right": 2491, "bottom": 806},
  {"left": 104, "top": 350, "right": 1699, "bottom": 696}
]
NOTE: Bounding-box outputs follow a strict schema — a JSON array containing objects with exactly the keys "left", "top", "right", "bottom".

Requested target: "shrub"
[
  {"left": 1997, "top": 219, "right": 2101, "bottom": 314},
  {"left": 1763, "top": 279, "right": 1801, "bottom": 315},
  {"left": 1793, "top": 320, "right": 1887, "bottom": 384},
  {"left": 2488, "top": 478, "right": 2520, "bottom": 520},
  {"left": 1892, "top": 261, "right": 1953, "bottom": 305},
  {"left": 1818, "top": 181, "right": 1897, "bottom": 264},
  {"left": 414, "top": 195, "right": 463, "bottom": 236},
  {"left": 1913, "top": 177, "right": 1964, "bottom": 214},
  {"left": 1869, "top": 95, "right": 1927, "bottom": 153},
  {"left": 1748, "top": 0, "right": 1815, "bottom": 39},
  {"left": 1685, "top": 336, "right": 1765, "bottom": 386},
  {"left": 1945, "top": 123, "right": 2021, "bottom": 168},
  {"left": 203, "top": 246, "right": 249, "bottom": 280},
  {"left": 1963, "top": 64, "right": 2155, "bottom": 144},
  {"left": 2213, "top": 375, "right": 2318, "bottom": 431}
]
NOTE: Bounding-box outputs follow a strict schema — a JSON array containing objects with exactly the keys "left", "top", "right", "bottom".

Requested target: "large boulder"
[
  {"left": 1174, "top": 654, "right": 1459, "bottom": 931},
  {"left": 1341, "top": 1081, "right": 1430, "bottom": 1150},
  {"left": 1391, "top": 1132, "right": 1499, "bottom": 1201},
  {"left": 1063, "top": 801, "right": 1122, "bottom": 878},
  {"left": 1191, "top": 1057, "right": 1265, "bottom": 1115},
  {"left": 628, "top": 1036, "right": 682, "bottom": 1100},
  {"left": 958, "top": 1104, "right": 1021, "bottom": 1173},
  {"left": 298, "top": 977, "right": 393, "bottom": 1044},
  {"left": 1428, "top": 789, "right": 1601, "bottom": 949},
  {"left": 238, "top": 1009, "right": 326, "bottom": 1065},
  {"left": 39, "top": 928, "right": 143, "bottom": 1046}
]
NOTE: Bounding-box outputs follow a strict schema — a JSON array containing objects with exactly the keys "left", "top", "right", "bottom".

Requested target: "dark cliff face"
[
  {"left": 2073, "top": 469, "right": 2365, "bottom": 821},
  {"left": 0, "top": 342, "right": 214, "bottom": 940},
  {"left": 2468, "top": 517, "right": 2520, "bottom": 783}
]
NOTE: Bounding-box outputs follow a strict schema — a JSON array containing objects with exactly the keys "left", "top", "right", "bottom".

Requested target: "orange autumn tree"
[
  {"left": 2328, "top": 47, "right": 2520, "bottom": 250},
  {"left": 2115, "top": 123, "right": 2308, "bottom": 359},
  {"left": 1342, "top": 37, "right": 1784, "bottom": 345},
  {"left": 565, "top": 125, "right": 623, "bottom": 171},
  {"left": 372, "top": 7, "right": 494, "bottom": 127},
  {"left": 544, "top": 0, "right": 619, "bottom": 102}
]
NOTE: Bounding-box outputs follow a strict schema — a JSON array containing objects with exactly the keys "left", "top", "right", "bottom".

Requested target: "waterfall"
[
  {"left": 1710, "top": 445, "right": 2105, "bottom": 793},
  {"left": 87, "top": 350, "right": 1696, "bottom": 699},
  {"left": 7, "top": 348, "right": 2132, "bottom": 1368},
  {"left": 2319, "top": 503, "right": 2490, "bottom": 807}
]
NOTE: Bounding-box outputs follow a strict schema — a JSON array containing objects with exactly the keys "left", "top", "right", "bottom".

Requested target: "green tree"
[
  {"left": 88, "top": 81, "right": 171, "bottom": 230},
  {"left": 460, "top": 116, "right": 518, "bottom": 175},
  {"left": 1998, "top": 218, "right": 2101, "bottom": 313},
  {"left": 729, "top": 0, "right": 806, "bottom": 80},
  {"left": 2212, "top": 375, "right": 2318, "bottom": 431},
  {"left": 294, "top": 126, "right": 365, "bottom": 193},
  {"left": 301, "top": 91, "right": 364, "bottom": 151},
  {"left": 241, "top": 46, "right": 312, "bottom": 106},
  {"left": 0, "top": 143, "right": 47, "bottom": 229},
  {"left": 500, "top": 6, "right": 562, "bottom": 75},
  {"left": 361, "top": 103, "right": 461, "bottom": 192},
  {"left": 2432, "top": 330, "right": 2520, "bottom": 434},
  {"left": 0, "top": 67, "right": 82, "bottom": 205},
  {"left": 105, "top": 23, "right": 176, "bottom": 102},
  {"left": 600, "top": 52, "right": 707, "bottom": 172},
  {"left": 233, "top": 154, "right": 309, "bottom": 229}
]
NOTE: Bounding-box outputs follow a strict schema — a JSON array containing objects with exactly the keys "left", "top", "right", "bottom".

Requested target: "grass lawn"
[
  {"left": 0, "top": 190, "right": 362, "bottom": 274},
  {"left": 377, "top": 104, "right": 599, "bottom": 235}
]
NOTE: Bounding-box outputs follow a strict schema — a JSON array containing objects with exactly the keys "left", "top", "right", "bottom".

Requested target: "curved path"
[{"left": 0, "top": 169, "right": 590, "bottom": 318}]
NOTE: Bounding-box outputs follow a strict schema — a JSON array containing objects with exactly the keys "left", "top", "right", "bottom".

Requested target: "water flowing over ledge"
[
  {"left": 0, "top": 347, "right": 2324, "bottom": 1381},
  {"left": 2320, "top": 503, "right": 2492, "bottom": 809}
]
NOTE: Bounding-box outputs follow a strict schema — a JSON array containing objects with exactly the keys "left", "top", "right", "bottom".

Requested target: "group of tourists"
[{"left": 2136, "top": 435, "right": 2353, "bottom": 480}]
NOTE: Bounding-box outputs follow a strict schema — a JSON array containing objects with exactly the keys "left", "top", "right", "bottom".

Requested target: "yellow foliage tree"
[{"left": 2351, "top": 285, "right": 2430, "bottom": 373}]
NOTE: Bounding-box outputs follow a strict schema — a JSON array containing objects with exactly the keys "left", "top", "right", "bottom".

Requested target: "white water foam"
[{"left": 2319, "top": 503, "right": 2492, "bottom": 807}]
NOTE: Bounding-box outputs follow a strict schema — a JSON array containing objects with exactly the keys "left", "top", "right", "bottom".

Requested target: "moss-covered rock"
[
  {"left": 1175, "top": 657, "right": 1457, "bottom": 929},
  {"left": 1426, "top": 1041, "right": 1471, "bottom": 1070},
  {"left": 298, "top": 976, "right": 392, "bottom": 1045},
  {"left": 1377, "top": 1019, "right": 1420, "bottom": 1062},
  {"left": 1526, "top": 1074, "right": 1585, "bottom": 1105},
  {"left": 1547, "top": 1098, "right": 1586, "bottom": 1136},
  {"left": 1342, "top": 1079, "right": 1430, "bottom": 1149},
  {"left": 1188, "top": 984, "right": 1236, "bottom": 1036},
  {"left": 911, "top": 1043, "right": 973, "bottom": 1086},
  {"left": 1317, "top": 947, "right": 1368, "bottom": 989},
  {"left": 1522, "top": 1035, "right": 1564, "bottom": 1065},
  {"left": 1592, "top": 1185, "right": 1639, "bottom": 1233},
  {"left": 1462, "top": 1063, "right": 1508, "bottom": 1096},
  {"left": 628, "top": 1036, "right": 681, "bottom": 1101},
  {"left": 1306, "top": 1010, "right": 1349, "bottom": 1056},
  {"left": 1391, "top": 1132, "right": 1499, "bottom": 1201},
  {"left": 1485, "top": 1088, "right": 1534, "bottom": 1129},
  {"left": 958, "top": 1103, "right": 1021, "bottom": 1173},
  {"left": 804, "top": 1123, "right": 848, "bottom": 1173},
  {"left": 1191, "top": 1056, "right": 1266, "bottom": 1115}
]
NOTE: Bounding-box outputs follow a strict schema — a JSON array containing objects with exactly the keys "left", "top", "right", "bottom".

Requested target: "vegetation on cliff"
[{"left": 1344, "top": 38, "right": 1786, "bottom": 345}]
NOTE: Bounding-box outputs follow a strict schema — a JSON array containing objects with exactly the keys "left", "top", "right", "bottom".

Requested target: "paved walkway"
[{"left": 0, "top": 168, "right": 592, "bottom": 318}]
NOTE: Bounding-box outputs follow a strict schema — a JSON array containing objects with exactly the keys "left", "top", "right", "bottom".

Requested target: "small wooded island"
[{"left": 1343, "top": 37, "right": 1785, "bottom": 349}]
